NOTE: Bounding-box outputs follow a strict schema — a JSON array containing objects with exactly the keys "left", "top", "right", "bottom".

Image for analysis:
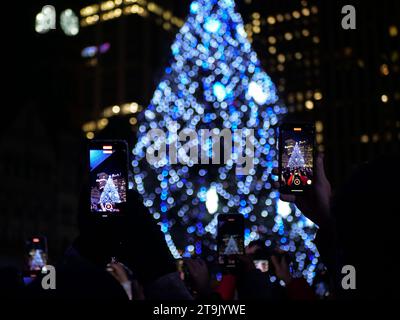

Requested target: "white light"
[
  {"left": 190, "top": 2, "right": 199, "bottom": 13},
  {"left": 206, "top": 187, "right": 219, "bottom": 214},
  {"left": 236, "top": 25, "right": 247, "bottom": 38},
  {"left": 277, "top": 199, "right": 291, "bottom": 218},
  {"left": 35, "top": 5, "right": 56, "bottom": 34},
  {"left": 213, "top": 82, "right": 227, "bottom": 101},
  {"left": 204, "top": 18, "right": 221, "bottom": 33},
  {"left": 60, "top": 9, "right": 79, "bottom": 36},
  {"left": 248, "top": 81, "right": 269, "bottom": 104}
]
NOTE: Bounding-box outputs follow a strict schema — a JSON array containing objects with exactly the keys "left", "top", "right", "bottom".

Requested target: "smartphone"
[
  {"left": 279, "top": 123, "right": 315, "bottom": 193},
  {"left": 217, "top": 214, "right": 245, "bottom": 268},
  {"left": 89, "top": 140, "right": 129, "bottom": 216},
  {"left": 26, "top": 236, "right": 48, "bottom": 275}
]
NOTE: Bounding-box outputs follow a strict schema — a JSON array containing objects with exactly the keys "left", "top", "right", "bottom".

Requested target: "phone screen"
[
  {"left": 26, "top": 237, "right": 47, "bottom": 273},
  {"left": 89, "top": 140, "right": 128, "bottom": 216},
  {"left": 279, "top": 124, "right": 314, "bottom": 193},
  {"left": 217, "top": 214, "right": 245, "bottom": 268}
]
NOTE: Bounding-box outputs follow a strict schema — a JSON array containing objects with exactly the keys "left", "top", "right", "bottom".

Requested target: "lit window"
[
  {"left": 305, "top": 100, "right": 314, "bottom": 110},
  {"left": 389, "top": 52, "right": 398, "bottom": 64},
  {"left": 314, "top": 91, "right": 323, "bottom": 100},
  {"left": 277, "top": 54, "right": 285, "bottom": 63},
  {"left": 302, "top": 8, "right": 310, "bottom": 16},
  {"left": 294, "top": 52, "right": 303, "bottom": 60},
  {"left": 86, "top": 132, "right": 95, "bottom": 139},
  {"left": 101, "top": 1, "right": 115, "bottom": 11},
  {"left": 315, "top": 121, "right": 323, "bottom": 133},
  {"left": 381, "top": 95, "right": 389, "bottom": 103},
  {"left": 268, "top": 36, "right": 276, "bottom": 44},
  {"left": 252, "top": 12, "right": 260, "bottom": 19},
  {"left": 112, "top": 105, "right": 121, "bottom": 113},
  {"left": 296, "top": 92, "right": 304, "bottom": 101},
  {"left": 302, "top": 29, "right": 310, "bottom": 37},
  {"left": 380, "top": 64, "right": 389, "bottom": 76},
  {"left": 268, "top": 46, "right": 277, "bottom": 54},
  {"left": 163, "top": 11, "right": 172, "bottom": 20},
  {"left": 97, "top": 118, "right": 109, "bottom": 129},
  {"left": 360, "top": 135, "right": 369, "bottom": 143},
  {"left": 312, "top": 36, "right": 320, "bottom": 44},
  {"left": 389, "top": 25, "right": 398, "bottom": 37},
  {"left": 129, "top": 117, "right": 138, "bottom": 125},
  {"left": 284, "top": 32, "right": 293, "bottom": 41},
  {"left": 276, "top": 14, "right": 284, "bottom": 22},
  {"left": 81, "top": 5, "right": 99, "bottom": 17},
  {"left": 267, "top": 16, "right": 276, "bottom": 25},
  {"left": 311, "top": 6, "right": 318, "bottom": 14},
  {"left": 292, "top": 11, "right": 301, "bottom": 19}
]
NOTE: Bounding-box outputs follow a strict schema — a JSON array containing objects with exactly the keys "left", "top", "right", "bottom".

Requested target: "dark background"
[{"left": 1, "top": 0, "right": 399, "bottom": 266}]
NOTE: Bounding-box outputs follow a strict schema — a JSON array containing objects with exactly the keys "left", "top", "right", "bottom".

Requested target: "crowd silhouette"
[{"left": 1, "top": 152, "right": 398, "bottom": 300}]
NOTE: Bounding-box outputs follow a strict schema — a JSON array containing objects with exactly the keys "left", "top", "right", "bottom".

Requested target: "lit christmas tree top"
[
  {"left": 288, "top": 142, "right": 306, "bottom": 169},
  {"left": 132, "top": 0, "right": 319, "bottom": 283}
]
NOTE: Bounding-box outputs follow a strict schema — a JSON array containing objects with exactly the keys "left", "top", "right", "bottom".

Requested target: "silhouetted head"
[
  {"left": 332, "top": 153, "right": 399, "bottom": 299},
  {"left": 76, "top": 187, "right": 176, "bottom": 283}
]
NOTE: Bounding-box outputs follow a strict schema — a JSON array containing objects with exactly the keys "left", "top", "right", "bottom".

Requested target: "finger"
[
  {"left": 280, "top": 193, "right": 296, "bottom": 203},
  {"left": 110, "top": 264, "right": 127, "bottom": 280}
]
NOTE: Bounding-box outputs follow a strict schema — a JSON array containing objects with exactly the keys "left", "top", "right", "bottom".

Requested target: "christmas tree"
[
  {"left": 133, "top": 0, "right": 319, "bottom": 283},
  {"left": 100, "top": 176, "right": 121, "bottom": 209},
  {"left": 224, "top": 236, "right": 240, "bottom": 255},
  {"left": 287, "top": 142, "right": 305, "bottom": 169},
  {"left": 31, "top": 250, "right": 44, "bottom": 270}
]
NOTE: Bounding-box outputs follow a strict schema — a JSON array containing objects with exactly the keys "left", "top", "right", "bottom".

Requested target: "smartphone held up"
[
  {"left": 89, "top": 140, "right": 129, "bottom": 217},
  {"left": 278, "top": 123, "right": 315, "bottom": 193},
  {"left": 217, "top": 214, "right": 245, "bottom": 269}
]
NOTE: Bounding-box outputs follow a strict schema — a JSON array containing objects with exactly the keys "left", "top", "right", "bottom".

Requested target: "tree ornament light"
[{"left": 133, "top": 0, "right": 320, "bottom": 284}]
